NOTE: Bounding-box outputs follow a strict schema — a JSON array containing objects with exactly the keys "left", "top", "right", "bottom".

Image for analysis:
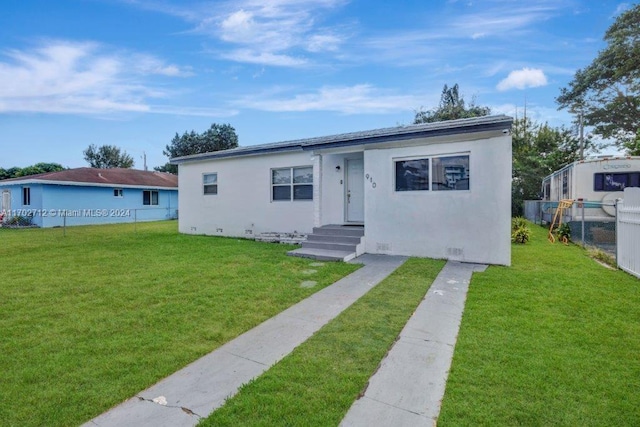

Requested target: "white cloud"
[
  {"left": 0, "top": 40, "right": 203, "bottom": 115},
  {"left": 222, "top": 49, "right": 307, "bottom": 67},
  {"left": 452, "top": 3, "right": 561, "bottom": 39},
  {"left": 139, "top": 0, "right": 348, "bottom": 66},
  {"left": 306, "top": 34, "right": 342, "bottom": 52},
  {"left": 220, "top": 9, "right": 258, "bottom": 43},
  {"left": 613, "top": 3, "right": 630, "bottom": 17},
  {"left": 235, "top": 84, "right": 424, "bottom": 114},
  {"left": 496, "top": 68, "right": 548, "bottom": 91}
]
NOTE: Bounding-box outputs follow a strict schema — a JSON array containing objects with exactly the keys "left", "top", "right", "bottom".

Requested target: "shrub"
[
  {"left": 556, "top": 223, "right": 571, "bottom": 241},
  {"left": 511, "top": 217, "right": 531, "bottom": 244},
  {"left": 7, "top": 215, "right": 33, "bottom": 226},
  {"left": 511, "top": 226, "right": 531, "bottom": 244},
  {"left": 511, "top": 216, "right": 527, "bottom": 231}
]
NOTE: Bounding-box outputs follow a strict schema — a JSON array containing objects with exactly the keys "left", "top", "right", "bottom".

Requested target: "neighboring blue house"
[{"left": 0, "top": 168, "right": 178, "bottom": 227}]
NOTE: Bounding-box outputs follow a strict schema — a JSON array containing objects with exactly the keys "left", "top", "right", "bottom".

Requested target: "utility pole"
[
  {"left": 578, "top": 111, "right": 585, "bottom": 160},
  {"left": 143, "top": 151, "right": 148, "bottom": 171}
]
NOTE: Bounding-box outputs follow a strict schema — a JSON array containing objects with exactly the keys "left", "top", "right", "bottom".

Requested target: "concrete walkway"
[
  {"left": 340, "top": 261, "right": 487, "bottom": 427},
  {"left": 84, "top": 254, "right": 408, "bottom": 427}
]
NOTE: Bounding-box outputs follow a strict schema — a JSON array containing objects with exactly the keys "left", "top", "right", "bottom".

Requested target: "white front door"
[
  {"left": 2, "top": 190, "right": 10, "bottom": 214},
  {"left": 346, "top": 158, "right": 364, "bottom": 223}
]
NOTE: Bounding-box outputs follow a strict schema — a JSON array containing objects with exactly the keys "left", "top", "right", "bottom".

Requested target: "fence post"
[
  {"left": 63, "top": 211, "right": 66, "bottom": 237},
  {"left": 134, "top": 209, "right": 137, "bottom": 232},
  {"left": 615, "top": 200, "right": 619, "bottom": 265},
  {"left": 581, "top": 202, "right": 585, "bottom": 247}
]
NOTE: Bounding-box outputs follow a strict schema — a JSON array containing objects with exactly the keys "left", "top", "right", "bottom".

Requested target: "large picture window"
[
  {"left": 395, "top": 159, "right": 429, "bottom": 191},
  {"left": 432, "top": 155, "right": 470, "bottom": 191},
  {"left": 594, "top": 172, "right": 640, "bottom": 192},
  {"left": 203, "top": 173, "right": 218, "bottom": 195},
  {"left": 395, "top": 154, "right": 470, "bottom": 192},
  {"left": 143, "top": 190, "right": 159, "bottom": 205},
  {"left": 272, "top": 166, "right": 313, "bottom": 201}
]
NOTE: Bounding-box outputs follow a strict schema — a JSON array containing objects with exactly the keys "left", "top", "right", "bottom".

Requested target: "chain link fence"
[
  {"left": 1, "top": 208, "right": 178, "bottom": 230},
  {"left": 524, "top": 200, "right": 617, "bottom": 256}
]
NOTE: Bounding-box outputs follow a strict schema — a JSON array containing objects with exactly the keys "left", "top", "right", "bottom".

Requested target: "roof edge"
[
  {"left": 0, "top": 179, "right": 178, "bottom": 190},
  {"left": 171, "top": 115, "right": 513, "bottom": 164}
]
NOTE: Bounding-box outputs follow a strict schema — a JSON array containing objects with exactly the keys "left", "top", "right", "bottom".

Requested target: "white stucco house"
[{"left": 172, "top": 115, "right": 513, "bottom": 265}]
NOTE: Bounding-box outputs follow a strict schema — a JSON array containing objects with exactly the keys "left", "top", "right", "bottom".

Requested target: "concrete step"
[
  {"left": 307, "top": 234, "right": 362, "bottom": 245},
  {"left": 312, "top": 225, "right": 364, "bottom": 237},
  {"left": 302, "top": 241, "right": 358, "bottom": 252},
  {"left": 287, "top": 247, "right": 356, "bottom": 262}
]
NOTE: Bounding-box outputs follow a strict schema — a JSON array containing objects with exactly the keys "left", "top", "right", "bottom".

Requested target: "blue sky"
[{"left": 0, "top": 0, "right": 631, "bottom": 169}]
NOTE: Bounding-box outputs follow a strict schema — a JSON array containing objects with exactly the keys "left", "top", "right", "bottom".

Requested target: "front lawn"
[
  {"left": 0, "top": 222, "right": 358, "bottom": 426},
  {"left": 438, "top": 223, "right": 640, "bottom": 426},
  {"left": 200, "top": 257, "right": 446, "bottom": 426}
]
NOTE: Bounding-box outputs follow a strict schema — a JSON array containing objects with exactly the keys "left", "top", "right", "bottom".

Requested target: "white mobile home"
[
  {"left": 172, "top": 115, "right": 513, "bottom": 265},
  {"left": 541, "top": 157, "right": 640, "bottom": 220}
]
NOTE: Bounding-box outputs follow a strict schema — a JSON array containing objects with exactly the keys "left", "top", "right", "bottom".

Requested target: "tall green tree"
[
  {"left": 0, "top": 163, "right": 66, "bottom": 180},
  {"left": 156, "top": 123, "right": 239, "bottom": 174},
  {"left": 557, "top": 4, "right": 640, "bottom": 155},
  {"left": 511, "top": 116, "right": 601, "bottom": 216},
  {"left": 83, "top": 144, "right": 134, "bottom": 169},
  {"left": 414, "top": 84, "right": 491, "bottom": 124}
]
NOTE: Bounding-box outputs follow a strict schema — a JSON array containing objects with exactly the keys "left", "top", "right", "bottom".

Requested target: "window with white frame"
[
  {"left": 394, "top": 154, "right": 470, "bottom": 192},
  {"left": 203, "top": 173, "right": 218, "bottom": 195},
  {"left": 22, "top": 187, "right": 31, "bottom": 205},
  {"left": 272, "top": 166, "right": 313, "bottom": 201},
  {"left": 114, "top": 188, "right": 123, "bottom": 198},
  {"left": 143, "top": 190, "right": 159, "bottom": 205}
]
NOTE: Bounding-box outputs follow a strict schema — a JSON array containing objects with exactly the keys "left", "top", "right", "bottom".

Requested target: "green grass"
[
  {"left": 0, "top": 221, "right": 359, "bottom": 427},
  {"left": 439, "top": 222, "right": 640, "bottom": 426},
  {"left": 199, "top": 258, "right": 446, "bottom": 426}
]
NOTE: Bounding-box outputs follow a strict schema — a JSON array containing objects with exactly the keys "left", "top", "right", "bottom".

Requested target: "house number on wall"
[{"left": 365, "top": 173, "right": 376, "bottom": 188}]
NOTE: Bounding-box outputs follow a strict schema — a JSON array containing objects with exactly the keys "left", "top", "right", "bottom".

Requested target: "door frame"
[{"left": 344, "top": 157, "right": 364, "bottom": 224}]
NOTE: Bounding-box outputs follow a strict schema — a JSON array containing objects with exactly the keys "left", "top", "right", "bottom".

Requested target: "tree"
[
  {"left": 557, "top": 5, "right": 640, "bottom": 154},
  {"left": 16, "top": 162, "right": 66, "bottom": 177},
  {"left": 414, "top": 84, "right": 491, "bottom": 124},
  {"left": 83, "top": 144, "right": 134, "bottom": 169},
  {"left": 156, "top": 123, "right": 239, "bottom": 174},
  {"left": 0, "top": 163, "right": 66, "bottom": 180},
  {"left": 510, "top": 115, "right": 601, "bottom": 216}
]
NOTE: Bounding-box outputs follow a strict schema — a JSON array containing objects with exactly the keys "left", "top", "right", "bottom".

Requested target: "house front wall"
[
  {"left": 362, "top": 135, "right": 511, "bottom": 265},
  {"left": 40, "top": 185, "right": 178, "bottom": 227},
  {"left": 176, "top": 130, "right": 511, "bottom": 265},
  {"left": 178, "top": 151, "right": 315, "bottom": 237},
  {"left": 0, "top": 183, "right": 178, "bottom": 227}
]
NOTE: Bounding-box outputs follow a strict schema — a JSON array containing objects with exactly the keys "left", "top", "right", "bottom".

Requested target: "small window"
[
  {"left": 272, "top": 167, "right": 313, "bottom": 201},
  {"left": 114, "top": 188, "right": 123, "bottom": 198},
  {"left": 203, "top": 173, "right": 218, "bottom": 195},
  {"left": 432, "top": 155, "right": 470, "bottom": 191},
  {"left": 22, "top": 187, "right": 31, "bottom": 205},
  {"left": 143, "top": 190, "right": 159, "bottom": 205},
  {"left": 395, "top": 159, "right": 429, "bottom": 191}
]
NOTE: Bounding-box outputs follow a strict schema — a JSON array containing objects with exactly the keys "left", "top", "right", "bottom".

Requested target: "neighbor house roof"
[
  {"left": 0, "top": 168, "right": 178, "bottom": 189},
  {"left": 171, "top": 115, "right": 513, "bottom": 164}
]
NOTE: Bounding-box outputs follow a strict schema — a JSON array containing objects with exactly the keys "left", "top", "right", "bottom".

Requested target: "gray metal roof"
[{"left": 171, "top": 115, "right": 513, "bottom": 164}]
